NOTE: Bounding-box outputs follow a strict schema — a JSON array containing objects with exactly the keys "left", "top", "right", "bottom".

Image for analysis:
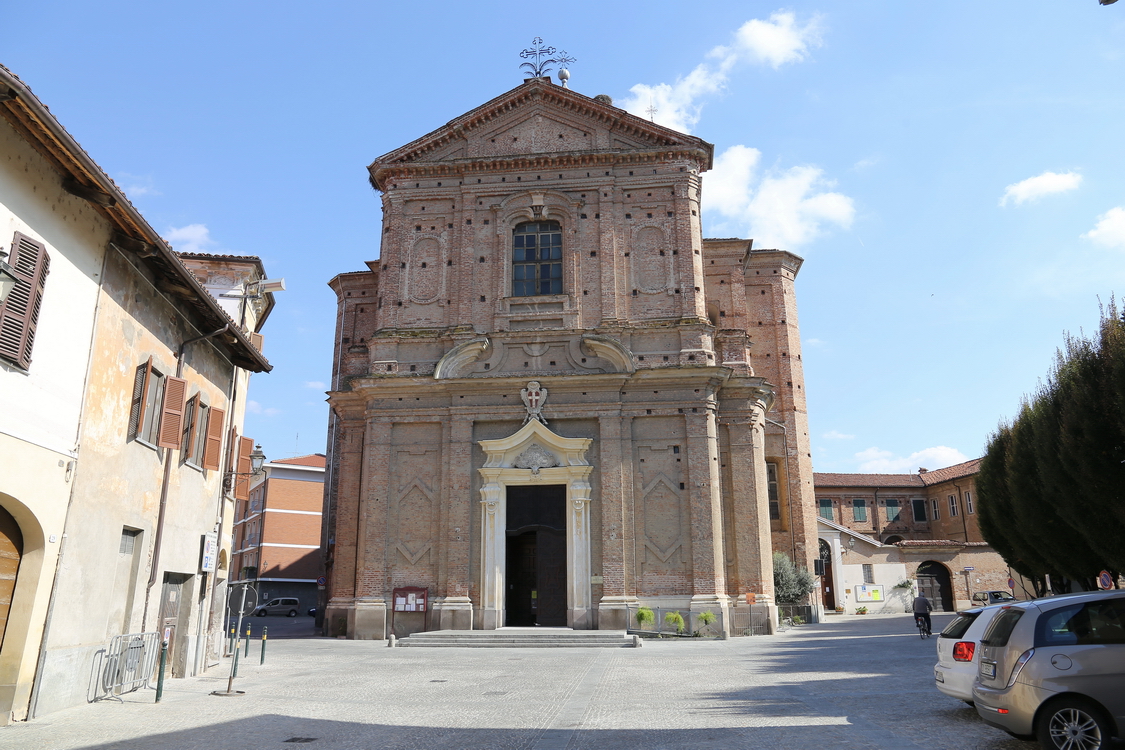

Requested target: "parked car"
[
  {"left": 307, "top": 607, "right": 317, "bottom": 617},
  {"left": 973, "top": 590, "right": 1125, "bottom": 750},
  {"left": 253, "top": 597, "right": 301, "bottom": 617},
  {"left": 972, "top": 590, "right": 1017, "bottom": 606},
  {"left": 933, "top": 604, "right": 1007, "bottom": 703}
]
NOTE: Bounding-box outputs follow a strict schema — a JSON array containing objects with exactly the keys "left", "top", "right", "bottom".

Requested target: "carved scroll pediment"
[{"left": 513, "top": 443, "right": 560, "bottom": 474}]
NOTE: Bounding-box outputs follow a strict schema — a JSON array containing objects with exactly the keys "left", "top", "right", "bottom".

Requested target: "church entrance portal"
[{"left": 506, "top": 485, "right": 566, "bottom": 626}]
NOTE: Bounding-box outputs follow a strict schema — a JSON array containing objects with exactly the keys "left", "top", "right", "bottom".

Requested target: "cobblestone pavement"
[{"left": 0, "top": 614, "right": 1072, "bottom": 750}]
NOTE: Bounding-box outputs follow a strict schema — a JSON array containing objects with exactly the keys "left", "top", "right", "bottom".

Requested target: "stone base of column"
[
  {"left": 323, "top": 598, "right": 353, "bottom": 638},
  {"left": 434, "top": 596, "right": 474, "bottom": 630},
  {"left": 480, "top": 607, "right": 502, "bottom": 630},
  {"left": 597, "top": 596, "right": 639, "bottom": 630},
  {"left": 568, "top": 607, "right": 594, "bottom": 630},
  {"left": 352, "top": 598, "right": 387, "bottom": 640}
]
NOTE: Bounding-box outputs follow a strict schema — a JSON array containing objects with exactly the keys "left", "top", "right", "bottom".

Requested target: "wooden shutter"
[
  {"left": 0, "top": 232, "right": 50, "bottom": 369},
  {"left": 182, "top": 394, "right": 200, "bottom": 454},
  {"left": 234, "top": 436, "right": 254, "bottom": 500},
  {"left": 130, "top": 357, "right": 154, "bottom": 438},
  {"left": 156, "top": 376, "right": 187, "bottom": 449},
  {"left": 202, "top": 407, "right": 225, "bottom": 470}
]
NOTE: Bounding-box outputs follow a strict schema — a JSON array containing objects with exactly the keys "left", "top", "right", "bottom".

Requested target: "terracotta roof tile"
[
  {"left": 271, "top": 454, "right": 326, "bottom": 468},
  {"left": 918, "top": 458, "right": 982, "bottom": 486},
  {"left": 813, "top": 473, "right": 925, "bottom": 488}
]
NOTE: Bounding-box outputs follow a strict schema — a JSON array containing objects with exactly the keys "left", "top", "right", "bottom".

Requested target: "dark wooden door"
[
  {"left": 0, "top": 505, "right": 23, "bottom": 651},
  {"left": 821, "top": 559, "right": 835, "bottom": 610},
  {"left": 506, "top": 485, "right": 567, "bottom": 627},
  {"left": 916, "top": 561, "right": 953, "bottom": 612}
]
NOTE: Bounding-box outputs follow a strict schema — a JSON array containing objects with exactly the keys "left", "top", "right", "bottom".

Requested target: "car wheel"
[
  {"left": 288, "top": 609, "right": 297, "bottom": 617},
  {"left": 1037, "top": 697, "right": 1112, "bottom": 750},
  {"left": 256, "top": 610, "right": 267, "bottom": 617}
]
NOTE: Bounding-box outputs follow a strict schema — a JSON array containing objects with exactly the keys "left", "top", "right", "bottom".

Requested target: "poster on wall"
[{"left": 855, "top": 584, "right": 885, "bottom": 602}]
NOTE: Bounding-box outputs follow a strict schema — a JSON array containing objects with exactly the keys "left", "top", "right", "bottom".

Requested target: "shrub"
[
  {"left": 697, "top": 611, "right": 716, "bottom": 626},
  {"left": 664, "top": 611, "right": 686, "bottom": 634},
  {"left": 635, "top": 607, "right": 655, "bottom": 627},
  {"left": 773, "top": 552, "right": 816, "bottom": 603}
]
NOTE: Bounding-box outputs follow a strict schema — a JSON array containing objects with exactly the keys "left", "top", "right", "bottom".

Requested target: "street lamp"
[
  {"left": 0, "top": 249, "right": 18, "bottom": 305},
  {"left": 250, "top": 444, "right": 266, "bottom": 474}
]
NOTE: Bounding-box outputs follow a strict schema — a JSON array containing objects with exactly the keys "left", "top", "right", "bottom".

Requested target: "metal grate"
[{"left": 119, "top": 529, "right": 139, "bottom": 555}]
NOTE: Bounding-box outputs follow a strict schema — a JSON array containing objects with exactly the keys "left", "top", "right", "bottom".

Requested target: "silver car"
[{"left": 972, "top": 590, "right": 1125, "bottom": 750}]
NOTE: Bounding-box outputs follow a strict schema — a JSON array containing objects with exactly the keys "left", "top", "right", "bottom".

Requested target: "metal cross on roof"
[
  {"left": 520, "top": 38, "right": 575, "bottom": 79},
  {"left": 646, "top": 103, "right": 658, "bottom": 122}
]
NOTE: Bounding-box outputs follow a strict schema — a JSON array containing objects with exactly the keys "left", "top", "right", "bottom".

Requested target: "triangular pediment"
[{"left": 368, "top": 79, "right": 712, "bottom": 186}]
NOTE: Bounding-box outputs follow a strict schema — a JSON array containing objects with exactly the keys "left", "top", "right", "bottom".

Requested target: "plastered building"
[
  {"left": 0, "top": 66, "right": 272, "bottom": 721},
  {"left": 814, "top": 460, "right": 1028, "bottom": 613},
  {"left": 323, "top": 78, "right": 818, "bottom": 639}
]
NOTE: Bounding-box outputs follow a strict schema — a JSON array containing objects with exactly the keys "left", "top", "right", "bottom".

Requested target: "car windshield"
[
  {"left": 940, "top": 612, "right": 980, "bottom": 639},
  {"left": 991, "top": 592, "right": 1015, "bottom": 600}
]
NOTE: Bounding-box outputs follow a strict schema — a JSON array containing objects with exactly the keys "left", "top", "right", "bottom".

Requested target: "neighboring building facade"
[
  {"left": 814, "top": 460, "right": 1028, "bottom": 613},
  {"left": 233, "top": 454, "right": 325, "bottom": 615},
  {"left": 322, "top": 77, "right": 818, "bottom": 639},
  {"left": 0, "top": 66, "right": 272, "bottom": 722}
]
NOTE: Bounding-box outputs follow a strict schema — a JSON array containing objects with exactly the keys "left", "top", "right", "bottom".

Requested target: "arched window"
[{"left": 512, "top": 221, "right": 562, "bottom": 296}]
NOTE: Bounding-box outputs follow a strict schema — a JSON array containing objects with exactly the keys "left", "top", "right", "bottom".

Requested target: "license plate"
[
  {"left": 934, "top": 670, "right": 945, "bottom": 683},
  {"left": 981, "top": 661, "right": 996, "bottom": 679}
]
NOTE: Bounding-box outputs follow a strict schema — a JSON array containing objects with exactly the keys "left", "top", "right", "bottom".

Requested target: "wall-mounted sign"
[
  {"left": 200, "top": 532, "right": 218, "bottom": 573},
  {"left": 393, "top": 587, "right": 428, "bottom": 612},
  {"left": 854, "top": 584, "right": 884, "bottom": 602}
]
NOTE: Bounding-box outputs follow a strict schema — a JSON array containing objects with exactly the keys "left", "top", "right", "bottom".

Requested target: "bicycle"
[{"left": 915, "top": 614, "right": 931, "bottom": 639}]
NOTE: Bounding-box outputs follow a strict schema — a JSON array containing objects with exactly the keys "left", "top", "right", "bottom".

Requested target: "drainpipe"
[
  {"left": 764, "top": 417, "right": 798, "bottom": 562},
  {"left": 141, "top": 325, "right": 230, "bottom": 632}
]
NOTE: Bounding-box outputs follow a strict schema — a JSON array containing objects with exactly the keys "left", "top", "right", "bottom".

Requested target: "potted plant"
[
  {"left": 855, "top": 606, "right": 868, "bottom": 615},
  {"left": 664, "top": 611, "right": 686, "bottom": 635},
  {"left": 635, "top": 606, "right": 655, "bottom": 630},
  {"left": 694, "top": 610, "right": 717, "bottom": 636},
  {"left": 834, "top": 606, "right": 845, "bottom": 614}
]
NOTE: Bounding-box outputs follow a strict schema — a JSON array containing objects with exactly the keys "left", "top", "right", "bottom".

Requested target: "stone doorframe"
[{"left": 478, "top": 420, "right": 593, "bottom": 630}]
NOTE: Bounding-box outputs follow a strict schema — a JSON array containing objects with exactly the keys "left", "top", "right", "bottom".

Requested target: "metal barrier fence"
[
  {"left": 729, "top": 607, "right": 771, "bottom": 636},
  {"left": 89, "top": 631, "right": 160, "bottom": 702},
  {"left": 624, "top": 606, "right": 725, "bottom": 638},
  {"left": 778, "top": 604, "right": 819, "bottom": 626}
]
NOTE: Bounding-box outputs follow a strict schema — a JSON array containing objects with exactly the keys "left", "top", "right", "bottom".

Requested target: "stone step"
[{"left": 397, "top": 629, "right": 637, "bottom": 648}]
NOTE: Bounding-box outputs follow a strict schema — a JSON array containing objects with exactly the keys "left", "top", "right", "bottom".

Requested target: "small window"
[
  {"left": 818, "top": 498, "right": 833, "bottom": 521},
  {"left": 965, "top": 491, "right": 974, "bottom": 514},
  {"left": 885, "top": 499, "right": 901, "bottom": 522},
  {"left": 183, "top": 396, "right": 210, "bottom": 466},
  {"left": 931, "top": 498, "right": 940, "bottom": 521},
  {"left": 948, "top": 494, "right": 958, "bottom": 517},
  {"left": 862, "top": 564, "right": 874, "bottom": 584},
  {"left": 119, "top": 528, "right": 140, "bottom": 555},
  {"left": 512, "top": 221, "right": 562, "bottom": 296},
  {"left": 912, "top": 498, "right": 928, "bottom": 522},
  {"left": 767, "top": 463, "right": 780, "bottom": 520},
  {"left": 853, "top": 498, "right": 867, "bottom": 522}
]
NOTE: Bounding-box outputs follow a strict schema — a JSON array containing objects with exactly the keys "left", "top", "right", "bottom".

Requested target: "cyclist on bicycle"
[{"left": 913, "top": 593, "right": 933, "bottom": 635}]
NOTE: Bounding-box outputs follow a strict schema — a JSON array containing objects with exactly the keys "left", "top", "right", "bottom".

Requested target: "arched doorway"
[
  {"left": 883, "top": 535, "right": 903, "bottom": 544},
  {"left": 916, "top": 561, "right": 953, "bottom": 612},
  {"left": 818, "top": 539, "right": 835, "bottom": 610},
  {"left": 0, "top": 504, "right": 23, "bottom": 650}
]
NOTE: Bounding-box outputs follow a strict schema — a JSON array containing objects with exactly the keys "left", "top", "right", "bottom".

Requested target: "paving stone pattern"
[{"left": 1, "top": 615, "right": 1047, "bottom": 750}]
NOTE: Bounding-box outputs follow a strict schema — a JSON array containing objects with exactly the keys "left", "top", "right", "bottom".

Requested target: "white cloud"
[
  {"left": 705, "top": 147, "right": 855, "bottom": 249},
  {"left": 305, "top": 381, "right": 327, "bottom": 390},
  {"left": 1082, "top": 206, "right": 1125, "bottom": 249},
  {"left": 999, "top": 171, "right": 1082, "bottom": 207},
  {"left": 621, "top": 11, "right": 822, "bottom": 133},
  {"left": 116, "top": 172, "right": 161, "bottom": 198},
  {"left": 246, "top": 400, "right": 281, "bottom": 417},
  {"left": 855, "top": 446, "right": 969, "bottom": 474},
  {"left": 165, "top": 224, "right": 215, "bottom": 254},
  {"left": 823, "top": 430, "right": 854, "bottom": 440},
  {"left": 804, "top": 337, "right": 826, "bottom": 347}
]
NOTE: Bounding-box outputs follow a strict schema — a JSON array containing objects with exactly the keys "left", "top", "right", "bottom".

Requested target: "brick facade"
[{"left": 323, "top": 78, "right": 816, "bottom": 638}]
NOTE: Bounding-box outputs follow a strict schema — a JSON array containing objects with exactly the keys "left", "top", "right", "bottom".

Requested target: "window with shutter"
[
  {"left": 0, "top": 232, "right": 50, "bottom": 369},
  {"left": 234, "top": 436, "right": 254, "bottom": 500},
  {"left": 181, "top": 394, "right": 199, "bottom": 457},
  {"left": 157, "top": 376, "right": 187, "bottom": 449},
  {"left": 202, "top": 408, "right": 225, "bottom": 470},
  {"left": 131, "top": 358, "right": 168, "bottom": 447}
]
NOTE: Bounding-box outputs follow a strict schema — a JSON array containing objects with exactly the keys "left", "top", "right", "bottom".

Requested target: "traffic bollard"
[
  {"left": 260, "top": 627, "right": 267, "bottom": 665},
  {"left": 244, "top": 624, "right": 251, "bottom": 657},
  {"left": 228, "top": 626, "right": 235, "bottom": 656},
  {"left": 155, "top": 639, "right": 168, "bottom": 703}
]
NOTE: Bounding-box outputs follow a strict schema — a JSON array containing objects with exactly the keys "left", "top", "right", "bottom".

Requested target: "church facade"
[{"left": 322, "top": 77, "right": 817, "bottom": 638}]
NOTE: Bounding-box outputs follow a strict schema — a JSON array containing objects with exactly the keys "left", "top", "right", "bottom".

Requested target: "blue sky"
[{"left": 7, "top": 2, "right": 1125, "bottom": 471}]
